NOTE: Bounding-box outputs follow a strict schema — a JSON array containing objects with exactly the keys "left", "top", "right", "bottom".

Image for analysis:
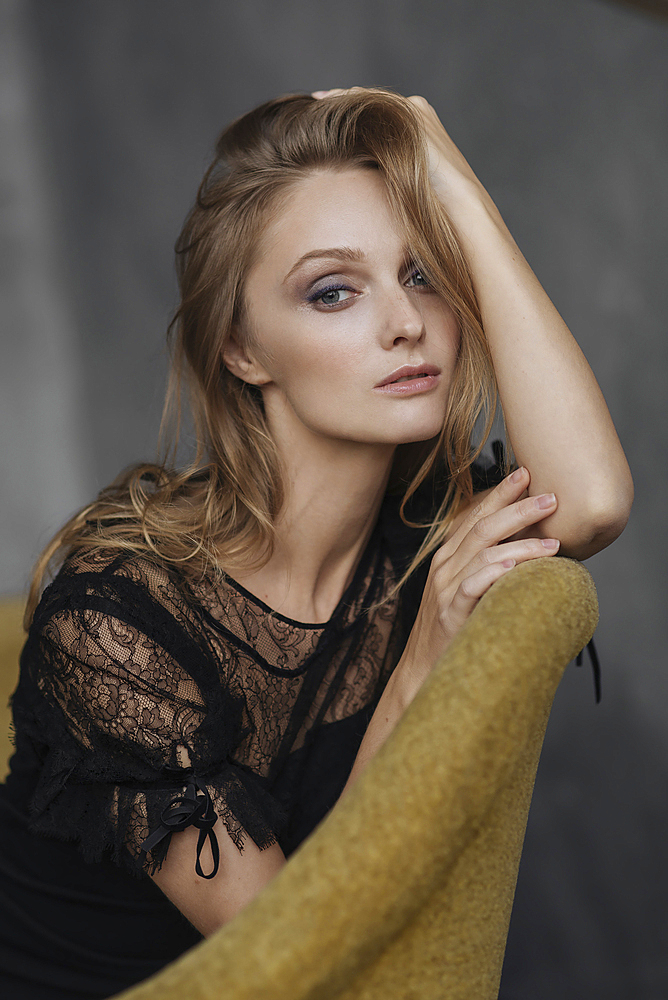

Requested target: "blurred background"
[{"left": 1, "top": 0, "right": 666, "bottom": 995}]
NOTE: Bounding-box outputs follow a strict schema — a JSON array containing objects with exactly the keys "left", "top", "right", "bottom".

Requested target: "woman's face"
[{"left": 226, "top": 166, "right": 460, "bottom": 451}]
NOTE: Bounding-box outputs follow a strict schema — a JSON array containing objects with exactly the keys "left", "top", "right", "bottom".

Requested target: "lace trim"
[{"left": 14, "top": 523, "right": 404, "bottom": 878}]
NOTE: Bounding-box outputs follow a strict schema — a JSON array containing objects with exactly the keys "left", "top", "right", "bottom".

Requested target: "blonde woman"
[{"left": 0, "top": 89, "right": 632, "bottom": 998}]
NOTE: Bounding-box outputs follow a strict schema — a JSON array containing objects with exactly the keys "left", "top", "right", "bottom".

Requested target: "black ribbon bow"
[{"left": 140, "top": 777, "right": 220, "bottom": 879}]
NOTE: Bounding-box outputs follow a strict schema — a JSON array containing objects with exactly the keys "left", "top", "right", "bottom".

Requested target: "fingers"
[
  {"left": 311, "top": 88, "right": 361, "bottom": 99},
  {"left": 459, "top": 466, "right": 532, "bottom": 531},
  {"left": 478, "top": 535, "right": 560, "bottom": 566},
  {"left": 410, "top": 467, "right": 560, "bottom": 667},
  {"left": 312, "top": 90, "right": 425, "bottom": 100},
  {"left": 313, "top": 91, "right": 437, "bottom": 117},
  {"left": 453, "top": 467, "right": 557, "bottom": 552},
  {"left": 469, "top": 491, "right": 557, "bottom": 549},
  {"left": 432, "top": 467, "right": 559, "bottom": 585},
  {"left": 406, "top": 95, "right": 451, "bottom": 141},
  {"left": 457, "top": 557, "right": 517, "bottom": 603},
  {"left": 407, "top": 95, "right": 434, "bottom": 114},
  {"left": 440, "top": 558, "right": 517, "bottom": 639},
  {"left": 439, "top": 533, "right": 560, "bottom": 642}
]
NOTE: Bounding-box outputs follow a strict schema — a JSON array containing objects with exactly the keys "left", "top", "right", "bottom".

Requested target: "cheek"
[
  {"left": 266, "top": 313, "right": 369, "bottom": 390},
  {"left": 429, "top": 304, "right": 461, "bottom": 364},
  {"left": 283, "top": 343, "right": 369, "bottom": 414}
]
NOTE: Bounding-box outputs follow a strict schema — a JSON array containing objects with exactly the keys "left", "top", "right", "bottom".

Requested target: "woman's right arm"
[
  {"left": 151, "top": 466, "right": 557, "bottom": 933},
  {"left": 150, "top": 819, "right": 286, "bottom": 937}
]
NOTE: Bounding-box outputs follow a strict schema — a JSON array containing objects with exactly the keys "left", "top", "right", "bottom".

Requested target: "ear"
[{"left": 222, "top": 331, "right": 272, "bottom": 386}]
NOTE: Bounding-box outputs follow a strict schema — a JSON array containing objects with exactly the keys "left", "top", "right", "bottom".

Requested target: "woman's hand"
[
  {"left": 405, "top": 94, "right": 491, "bottom": 214},
  {"left": 312, "top": 89, "right": 490, "bottom": 220},
  {"left": 341, "top": 466, "right": 561, "bottom": 794},
  {"left": 397, "top": 466, "right": 559, "bottom": 698}
]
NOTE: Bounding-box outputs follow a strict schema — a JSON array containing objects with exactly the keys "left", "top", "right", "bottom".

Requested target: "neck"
[{"left": 230, "top": 424, "right": 396, "bottom": 624}]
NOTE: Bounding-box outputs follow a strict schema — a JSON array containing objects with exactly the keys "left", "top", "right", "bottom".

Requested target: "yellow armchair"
[
  {"left": 0, "top": 559, "right": 597, "bottom": 999},
  {"left": 0, "top": 596, "right": 25, "bottom": 782},
  {"left": 106, "top": 556, "right": 597, "bottom": 1000}
]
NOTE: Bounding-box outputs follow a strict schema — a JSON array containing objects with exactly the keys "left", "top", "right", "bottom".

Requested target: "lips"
[{"left": 375, "top": 364, "right": 441, "bottom": 388}]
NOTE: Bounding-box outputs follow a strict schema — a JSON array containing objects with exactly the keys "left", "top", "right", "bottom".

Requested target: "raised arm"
[
  {"left": 144, "top": 94, "right": 635, "bottom": 938},
  {"left": 408, "top": 96, "right": 633, "bottom": 559}
]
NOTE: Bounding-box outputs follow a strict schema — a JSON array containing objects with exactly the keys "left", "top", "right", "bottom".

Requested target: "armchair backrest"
[
  {"left": 115, "top": 556, "right": 598, "bottom": 1000},
  {"left": 0, "top": 597, "right": 25, "bottom": 781}
]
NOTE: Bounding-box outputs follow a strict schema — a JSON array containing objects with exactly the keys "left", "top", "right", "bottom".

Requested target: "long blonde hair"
[{"left": 26, "top": 88, "right": 498, "bottom": 626}]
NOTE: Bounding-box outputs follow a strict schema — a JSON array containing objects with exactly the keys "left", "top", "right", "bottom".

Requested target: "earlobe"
[{"left": 222, "top": 332, "right": 271, "bottom": 386}]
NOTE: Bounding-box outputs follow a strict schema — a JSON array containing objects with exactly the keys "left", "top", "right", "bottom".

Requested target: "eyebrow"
[{"left": 283, "top": 246, "right": 367, "bottom": 282}]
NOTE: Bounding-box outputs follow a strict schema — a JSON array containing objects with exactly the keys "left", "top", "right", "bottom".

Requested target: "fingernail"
[
  {"left": 541, "top": 538, "right": 560, "bottom": 550},
  {"left": 509, "top": 467, "right": 525, "bottom": 484},
  {"left": 502, "top": 559, "right": 516, "bottom": 569},
  {"left": 534, "top": 493, "right": 556, "bottom": 509}
]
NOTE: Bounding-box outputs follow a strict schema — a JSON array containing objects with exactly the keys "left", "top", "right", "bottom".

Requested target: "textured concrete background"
[{"left": 1, "top": 0, "right": 666, "bottom": 995}]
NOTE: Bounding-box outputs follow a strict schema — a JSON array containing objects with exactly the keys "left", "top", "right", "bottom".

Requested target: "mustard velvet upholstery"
[
  {"left": 0, "top": 561, "right": 597, "bottom": 998},
  {"left": 0, "top": 597, "right": 25, "bottom": 781},
  {"left": 104, "top": 556, "right": 597, "bottom": 1000}
]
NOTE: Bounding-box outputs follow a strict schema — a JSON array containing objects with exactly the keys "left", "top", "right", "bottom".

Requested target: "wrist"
[
  {"left": 433, "top": 176, "right": 511, "bottom": 250},
  {"left": 392, "top": 645, "right": 439, "bottom": 711}
]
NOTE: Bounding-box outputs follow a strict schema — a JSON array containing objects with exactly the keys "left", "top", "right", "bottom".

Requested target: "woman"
[{"left": 0, "top": 88, "right": 632, "bottom": 998}]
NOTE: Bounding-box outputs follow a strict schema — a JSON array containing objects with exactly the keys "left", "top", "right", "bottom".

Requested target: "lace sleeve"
[{"left": 20, "top": 565, "right": 285, "bottom": 878}]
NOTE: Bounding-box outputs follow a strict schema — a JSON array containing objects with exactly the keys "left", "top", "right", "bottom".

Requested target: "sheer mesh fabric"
[
  {"left": 11, "top": 516, "right": 408, "bottom": 879},
  {"left": 10, "top": 457, "right": 504, "bottom": 882}
]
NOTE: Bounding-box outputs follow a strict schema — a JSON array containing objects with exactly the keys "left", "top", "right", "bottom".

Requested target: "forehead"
[{"left": 252, "top": 167, "right": 407, "bottom": 275}]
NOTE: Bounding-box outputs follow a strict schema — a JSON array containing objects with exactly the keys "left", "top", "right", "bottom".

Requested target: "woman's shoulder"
[
  {"left": 22, "top": 544, "right": 225, "bottom": 716},
  {"left": 51, "top": 543, "right": 192, "bottom": 595},
  {"left": 30, "top": 544, "right": 199, "bottom": 642}
]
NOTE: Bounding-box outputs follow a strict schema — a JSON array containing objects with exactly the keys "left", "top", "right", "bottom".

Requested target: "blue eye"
[
  {"left": 308, "top": 284, "right": 355, "bottom": 306},
  {"left": 406, "top": 269, "right": 429, "bottom": 287}
]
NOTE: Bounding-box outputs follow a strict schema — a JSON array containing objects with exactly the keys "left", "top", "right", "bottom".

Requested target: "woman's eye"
[
  {"left": 312, "top": 286, "right": 355, "bottom": 306},
  {"left": 406, "top": 269, "right": 429, "bottom": 288}
]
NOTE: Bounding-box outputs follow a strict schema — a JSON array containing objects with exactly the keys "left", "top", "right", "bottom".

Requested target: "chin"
[
  {"left": 392, "top": 418, "right": 445, "bottom": 445},
  {"left": 397, "top": 432, "right": 443, "bottom": 446}
]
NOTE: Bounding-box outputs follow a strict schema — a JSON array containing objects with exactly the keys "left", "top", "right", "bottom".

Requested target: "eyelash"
[
  {"left": 307, "top": 270, "right": 428, "bottom": 307},
  {"left": 307, "top": 282, "right": 351, "bottom": 305}
]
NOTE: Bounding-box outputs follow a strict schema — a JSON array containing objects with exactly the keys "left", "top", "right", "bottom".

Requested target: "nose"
[{"left": 380, "top": 285, "right": 426, "bottom": 349}]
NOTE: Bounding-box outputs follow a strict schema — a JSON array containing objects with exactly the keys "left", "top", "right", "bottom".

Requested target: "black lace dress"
[{"left": 1, "top": 474, "right": 478, "bottom": 1000}]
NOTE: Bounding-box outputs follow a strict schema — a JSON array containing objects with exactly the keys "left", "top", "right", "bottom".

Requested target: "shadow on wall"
[
  {"left": 606, "top": 0, "right": 668, "bottom": 21},
  {"left": 501, "top": 658, "right": 668, "bottom": 998}
]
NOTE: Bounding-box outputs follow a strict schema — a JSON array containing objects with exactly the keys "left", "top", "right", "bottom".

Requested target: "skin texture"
[
  {"left": 237, "top": 167, "right": 461, "bottom": 450},
  {"left": 150, "top": 90, "right": 633, "bottom": 936},
  {"left": 223, "top": 166, "right": 461, "bottom": 625},
  {"left": 406, "top": 93, "right": 634, "bottom": 555}
]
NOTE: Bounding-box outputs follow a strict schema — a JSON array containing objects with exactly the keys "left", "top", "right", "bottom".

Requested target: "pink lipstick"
[{"left": 374, "top": 364, "right": 441, "bottom": 395}]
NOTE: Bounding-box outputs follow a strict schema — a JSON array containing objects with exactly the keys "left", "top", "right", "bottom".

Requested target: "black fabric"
[
  {"left": 0, "top": 457, "right": 504, "bottom": 999},
  {"left": 0, "top": 789, "right": 202, "bottom": 998}
]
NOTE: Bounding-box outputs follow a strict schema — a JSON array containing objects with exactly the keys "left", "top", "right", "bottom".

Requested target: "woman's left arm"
[{"left": 410, "top": 96, "right": 634, "bottom": 559}]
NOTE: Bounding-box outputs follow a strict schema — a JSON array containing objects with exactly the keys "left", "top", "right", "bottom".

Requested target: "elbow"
[{"left": 556, "top": 473, "right": 634, "bottom": 560}]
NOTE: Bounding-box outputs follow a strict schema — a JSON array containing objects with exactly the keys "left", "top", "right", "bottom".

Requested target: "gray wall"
[{"left": 1, "top": 0, "right": 666, "bottom": 995}]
